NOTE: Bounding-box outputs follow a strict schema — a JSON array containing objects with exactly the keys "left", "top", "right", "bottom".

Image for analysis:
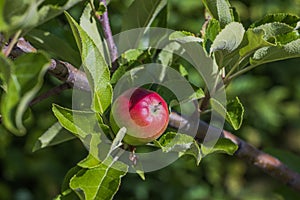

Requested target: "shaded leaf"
[
  {"left": 121, "top": 0, "right": 167, "bottom": 31},
  {"left": 1, "top": 0, "right": 81, "bottom": 36},
  {"left": 26, "top": 29, "right": 81, "bottom": 66},
  {"left": 0, "top": 52, "right": 49, "bottom": 135},
  {"left": 65, "top": 12, "right": 112, "bottom": 114},
  {"left": 33, "top": 122, "right": 75, "bottom": 152}
]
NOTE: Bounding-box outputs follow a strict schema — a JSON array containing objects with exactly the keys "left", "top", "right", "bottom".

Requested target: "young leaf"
[
  {"left": 70, "top": 156, "right": 128, "bottom": 200},
  {"left": 226, "top": 97, "right": 244, "bottom": 130},
  {"left": 80, "top": 3, "right": 105, "bottom": 61},
  {"left": 202, "top": 0, "right": 234, "bottom": 28},
  {"left": 250, "top": 13, "right": 300, "bottom": 28},
  {"left": 201, "top": 138, "right": 238, "bottom": 155},
  {"left": 203, "top": 18, "right": 221, "bottom": 53},
  {"left": 253, "top": 22, "right": 295, "bottom": 43},
  {"left": 121, "top": 0, "right": 167, "bottom": 31},
  {"left": 1, "top": 52, "right": 49, "bottom": 135},
  {"left": 155, "top": 132, "right": 202, "bottom": 164},
  {"left": 65, "top": 12, "right": 112, "bottom": 114},
  {"left": 250, "top": 39, "right": 300, "bottom": 65},
  {"left": 33, "top": 122, "right": 75, "bottom": 152},
  {"left": 210, "top": 22, "right": 245, "bottom": 54},
  {"left": 169, "top": 31, "right": 203, "bottom": 43},
  {"left": 210, "top": 97, "right": 244, "bottom": 130},
  {"left": 239, "top": 29, "right": 274, "bottom": 57}
]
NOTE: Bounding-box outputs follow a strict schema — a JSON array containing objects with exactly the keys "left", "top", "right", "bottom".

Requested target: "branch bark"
[
  {"left": 96, "top": 0, "right": 118, "bottom": 71},
  {"left": 8, "top": 37, "right": 300, "bottom": 192}
]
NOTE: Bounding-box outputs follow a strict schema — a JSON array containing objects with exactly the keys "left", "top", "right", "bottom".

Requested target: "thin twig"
[
  {"left": 9, "top": 37, "right": 300, "bottom": 192},
  {"left": 2, "top": 30, "right": 22, "bottom": 57},
  {"left": 29, "top": 83, "right": 72, "bottom": 106},
  {"left": 96, "top": 0, "right": 118, "bottom": 71}
]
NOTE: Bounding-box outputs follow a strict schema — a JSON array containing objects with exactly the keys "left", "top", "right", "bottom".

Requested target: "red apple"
[{"left": 110, "top": 88, "right": 169, "bottom": 146}]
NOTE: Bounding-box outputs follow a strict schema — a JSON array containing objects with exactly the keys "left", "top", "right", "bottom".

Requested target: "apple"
[{"left": 110, "top": 88, "right": 169, "bottom": 146}]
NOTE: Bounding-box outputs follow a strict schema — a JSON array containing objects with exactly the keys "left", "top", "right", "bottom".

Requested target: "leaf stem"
[{"left": 227, "top": 63, "right": 260, "bottom": 81}]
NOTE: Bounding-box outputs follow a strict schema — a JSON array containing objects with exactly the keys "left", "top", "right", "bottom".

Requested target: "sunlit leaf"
[
  {"left": 202, "top": 0, "right": 234, "bottom": 28},
  {"left": 70, "top": 156, "right": 128, "bottom": 200},
  {"left": 52, "top": 104, "right": 99, "bottom": 139},
  {"left": 210, "top": 22, "right": 245, "bottom": 53},
  {"left": 201, "top": 138, "right": 238, "bottom": 155},
  {"left": 251, "top": 39, "right": 300, "bottom": 65},
  {"left": 155, "top": 132, "right": 202, "bottom": 165},
  {"left": 65, "top": 12, "right": 112, "bottom": 114}
]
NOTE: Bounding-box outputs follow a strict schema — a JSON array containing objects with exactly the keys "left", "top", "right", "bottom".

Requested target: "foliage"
[{"left": 0, "top": 0, "right": 300, "bottom": 199}]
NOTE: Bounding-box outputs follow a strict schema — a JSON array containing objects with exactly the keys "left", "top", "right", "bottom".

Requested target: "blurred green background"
[{"left": 1, "top": 0, "right": 300, "bottom": 199}]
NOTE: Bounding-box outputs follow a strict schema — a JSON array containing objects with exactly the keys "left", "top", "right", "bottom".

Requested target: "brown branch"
[
  {"left": 170, "top": 112, "right": 300, "bottom": 191},
  {"left": 29, "top": 83, "right": 71, "bottom": 106},
  {"left": 96, "top": 0, "right": 118, "bottom": 71},
  {"left": 9, "top": 38, "right": 300, "bottom": 192}
]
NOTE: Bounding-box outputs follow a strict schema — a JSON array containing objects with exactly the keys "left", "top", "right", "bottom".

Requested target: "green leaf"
[
  {"left": 203, "top": 18, "right": 221, "bottom": 53},
  {"left": 33, "top": 122, "right": 75, "bottom": 152},
  {"left": 121, "top": 0, "right": 167, "bottom": 31},
  {"left": 70, "top": 156, "right": 128, "bottom": 200},
  {"left": 250, "top": 13, "right": 300, "bottom": 28},
  {"left": 25, "top": 29, "right": 81, "bottom": 66},
  {"left": 210, "top": 97, "right": 244, "bottom": 130},
  {"left": 226, "top": 97, "right": 244, "bottom": 130},
  {"left": 253, "top": 22, "right": 295, "bottom": 43},
  {"left": 65, "top": 12, "right": 112, "bottom": 114},
  {"left": 0, "top": 0, "right": 8, "bottom": 31},
  {"left": 158, "top": 42, "right": 181, "bottom": 67},
  {"left": 78, "top": 153, "right": 101, "bottom": 169},
  {"left": 239, "top": 29, "right": 274, "bottom": 57},
  {"left": 250, "top": 39, "right": 300, "bottom": 65},
  {"left": 1, "top": 0, "right": 81, "bottom": 36},
  {"left": 169, "top": 31, "right": 203, "bottom": 43},
  {"left": 122, "top": 49, "right": 144, "bottom": 62},
  {"left": 210, "top": 22, "right": 245, "bottom": 54},
  {"left": 80, "top": 3, "right": 105, "bottom": 61},
  {"left": 0, "top": 52, "right": 49, "bottom": 135},
  {"left": 0, "top": 54, "right": 12, "bottom": 91},
  {"left": 155, "top": 132, "right": 202, "bottom": 165},
  {"left": 52, "top": 104, "right": 99, "bottom": 139},
  {"left": 201, "top": 138, "right": 238, "bottom": 155},
  {"left": 202, "top": 0, "right": 234, "bottom": 28}
]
